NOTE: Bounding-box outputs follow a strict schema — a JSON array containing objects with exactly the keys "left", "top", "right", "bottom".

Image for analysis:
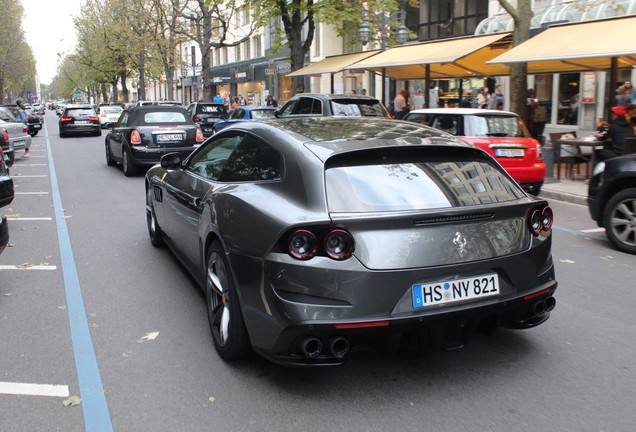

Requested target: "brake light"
[
  {"left": 88, "top": 116, "right": 99, "bottom": 122},
  {"left": 527, "top": 205, "right": 553, "bottom": 237},
  {"left": 286, "top": 226, "right": 355, "bottom": 261},
  {"left": 196, "top": 128, "right": 204, "bottom": 142},
  {"left": 193, "top": 115, "right": 200, "bottom": 123},
  {"left": 60, "top": 116, "right": 73, "bottom": 123},
  {"left": 130, "top": 130, "right": 142, "bottom": 145},
  {"left": 2, "top": 128, "right": 8, "bottom": 142},
  {"left": 22, "top": 125, "right": 28, "bottom": 133}
]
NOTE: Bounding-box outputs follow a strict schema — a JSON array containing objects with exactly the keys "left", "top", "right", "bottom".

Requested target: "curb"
[{"left": 539, "top": 189, "right": 587, "bottom": 206}]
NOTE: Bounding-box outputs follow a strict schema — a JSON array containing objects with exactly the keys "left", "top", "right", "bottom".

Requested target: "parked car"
[
  {"left": 213, "top": 106, "right": 276, "bottom": 133},
  {"left": 0, "top": 107, "right": 31, "bottom": 167},
  {"left": 98, "top": 105, "right": 123, "bottom": 128},
  {"left": 105, "top": 105, "right": 204, "bottom": 176},
  {"left": 59, "top": 105, "right": 101, "bottom": 137},
  {"left": 587, "top": 153, "right": 636, "bottom": 254},
  {"left": 145, "top": 117, "right": 558, "bottom": 366},
  {"left": 275, "top": 93, "right": 391, "bottom": 118},
  {"left": 186, "top": 102, "right": 229, "bottom": 137},
  {"left": 0, "top": 145, "right": 14, "bottom": 254},
  {"left": 3, "top": 104, "right": 42, "bottom": 137},
  {"left": 404, "top": 108, "right": 546, "bottom": 195}
]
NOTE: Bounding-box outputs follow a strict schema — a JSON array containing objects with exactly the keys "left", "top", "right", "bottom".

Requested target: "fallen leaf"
[
  {"left": 209, "top": 397, "right": 215, "bottom": 404},
  {"left": 4, "top": 293, "right": 12, "bottom": 297},
  {"left": 8, "top": 243, "right": 14, "bottom": 247},
  {"left": 64, "top": 216, "right": 72, "bottom": 219},
  {"left": 559, "top": 259, "right": 575, "bottom": 264},
  {"left": 58, "top": 306, "right": 67, "bottom": 310},
  {"left": 141, "top": 331, "right": 160, "bottom": 341},
  {"left": 599, "top": 255, "right": 613, "bottom": 260},
  {"left": 17, "top": 262, "right": 33, "bottom": 269},
  {"left": 62, "top": 395, "right": 81, "bottom": 407}
]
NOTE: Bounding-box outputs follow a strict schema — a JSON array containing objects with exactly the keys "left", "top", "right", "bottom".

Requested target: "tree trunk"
[
  {"left": 290, "top": 37, "right": 306, "bottom": 94},
  {"left": 101, "top": 83, "right": 109, "bottom": 103},
  {"left": 111, "top": 77, "right": 119, "bottom": 103},
  {"left": 138, "top": 51, "right": 146, "bottom": 101},
  {"left": 120, "top": 71, "right": 130, "bottom": 102}
]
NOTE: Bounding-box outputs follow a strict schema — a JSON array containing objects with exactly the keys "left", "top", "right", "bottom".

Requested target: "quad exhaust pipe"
[{"left": 300, "top": 337, "right": 322, "bottom": 357}]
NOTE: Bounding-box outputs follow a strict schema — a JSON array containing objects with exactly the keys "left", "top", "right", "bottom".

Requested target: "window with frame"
[
  {"left": 245, "top": 38, "right": 251, "bottom": 59},
  {"left": 235, "top": 45, "right": 241, "bottom": 62},
  {"left": 219, "top": 135, "right": 282, "bottom": 182},
  {"left": 558, "top": 73, "right": 580, "bottom": 125},
  {"left": 187, "top": 133, "right": 244, "bottom": 180},
  {"left": 254, "top": 35, "right": 262, "bottom": 57}
]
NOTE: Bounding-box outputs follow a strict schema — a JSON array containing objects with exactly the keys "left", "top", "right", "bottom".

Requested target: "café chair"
[{"left": 550, "top": 131, "right": 589, "bottom": 179}]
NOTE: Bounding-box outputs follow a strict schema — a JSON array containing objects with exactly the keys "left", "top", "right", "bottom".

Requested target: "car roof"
[
  {"left": 408, "top": 108, "right": 518, "bottom": 116},
  {"left": 289, "top": 93, "right": 382, "bottom": 102},
  {"left": 229, "top": 117, "right": 470, "bottom": 161},
  {"left": 65, "top": 104, "right": 94, "bottom": 109}
]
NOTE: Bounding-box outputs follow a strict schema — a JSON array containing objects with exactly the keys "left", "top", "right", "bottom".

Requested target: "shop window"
[
  {"left": 534, "top": 74, "right": 553, "bottom": 124},
  {"left": 558, "top": 73, "right": 580, "bottom": 125}
]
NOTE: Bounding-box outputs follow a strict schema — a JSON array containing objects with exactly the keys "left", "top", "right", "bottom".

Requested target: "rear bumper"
[
  {"left": 130, "top": 146, "right": 196, "bottom": 166},
  {"left": 60, "top": 124, "right": 100, "bottom": 134}
]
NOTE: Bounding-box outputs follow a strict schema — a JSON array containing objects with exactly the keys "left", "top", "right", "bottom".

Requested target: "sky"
[{"left": 23, "top": 0, "right": 84, "bottom": 85}]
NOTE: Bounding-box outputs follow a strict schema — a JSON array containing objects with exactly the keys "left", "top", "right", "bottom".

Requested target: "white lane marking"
[
  {"left": 581, "top": 228, "right": 605, "bottom": 233},
  {"left": 0, "top": 382, "right": 70, "bottom": 398},
  {"left": 10, "top": 175, "right": 49, "bottom": 178},
  {"left": 0, "top": 265, "right": 57, "bottom": 270},
  {"left": 7, "top": 217, "right": 53, "bottom": 221},
  {"left": 11, "top": 164, "right": 48, "bottom": 167},
  {"left": 14, "top": 192, "right": 50, "bottom": 195}
]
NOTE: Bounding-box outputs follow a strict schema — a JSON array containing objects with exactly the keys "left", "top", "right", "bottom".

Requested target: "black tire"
[
  {"left": 94, "top": 130, "right": 102, "bottom": 137},
  {"left": 146, "top": 187, "right": 164, "bottom": 247},
  {"left": 603, "top": 187, "right": 636, "bottom": 254},
  {"left": 205, "top": 241, "right": 251, "bottom": 360},
  {"left": 5, "top": 152, "right": 14, "bottom": 168},
  {"left": 29, "top": 131, "right": 38, "bottom": 137},
  {"left": 105, "top": 142, "right": 116, "bottom": 166},
  {"left": 122, "top": 147, "right": 137, "bottom": 177}
]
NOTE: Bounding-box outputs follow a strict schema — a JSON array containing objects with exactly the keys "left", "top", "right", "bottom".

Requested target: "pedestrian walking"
[
  {"left": 15, "top": 100, "right": 30, "bottom": 158},
  {"left": 489, "top": 85, "right": 504, "bottom": 110},
  {"left": 413, "top": 89, "right": 425, "bottom": 110}
]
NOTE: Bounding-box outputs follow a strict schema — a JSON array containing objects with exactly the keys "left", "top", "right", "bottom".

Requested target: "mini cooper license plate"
[
  {"left": 495, "top": 148, "right": 524, "bottom": 157},
  {"left": 157, "top": 133, "right": 183, "bottom": 141},
  {"left": 412, "top": 273, "right": 499, "bottom": 308}
]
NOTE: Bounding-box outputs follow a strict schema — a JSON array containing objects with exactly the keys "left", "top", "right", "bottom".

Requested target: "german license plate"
[
  {"left": 33, "top": 124, "right": 41, "bottom": 129},
  {"left": 495, "top": 148, "right": 524, "bottom": 157},
  {"left": 157, "top": 133, "right": 183, "bottom": 142},
  {"left": 76, "top": 120, "right": 89, "bottom": 125},
  {"left": 412, "top": 273, "right": 499, "bottom": 308},
  {"left": 13, "top": 140, "right": 26, "bottom": 148}
]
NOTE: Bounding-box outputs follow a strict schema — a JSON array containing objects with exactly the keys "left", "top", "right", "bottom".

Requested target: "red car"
[{"left": 404, "top": 108, "right": 546, "bottom": 195}]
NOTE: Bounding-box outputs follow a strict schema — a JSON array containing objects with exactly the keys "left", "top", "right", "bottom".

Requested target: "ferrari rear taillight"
[
  {"left": 130, "top": 130, "right": 142, "bottom": 145},
  {"left": 527, "top": 205, "right": 553, "bottom": 237},
  {"left": 196, "top": 128, "right": 204, "bottom": 142},
  {"left": 323, "top": 228, "right": 354, "bottom": 260},
  {"left": 286, "top": 226, "right": 355, "bottom": 261},
  {"left": 287, "top": 229, "right": 318, "bottom": 260}
]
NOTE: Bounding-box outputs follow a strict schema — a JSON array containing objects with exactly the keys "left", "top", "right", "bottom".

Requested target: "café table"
[{"left": 556, "top": 137, "right": 607, "bottom": 180}]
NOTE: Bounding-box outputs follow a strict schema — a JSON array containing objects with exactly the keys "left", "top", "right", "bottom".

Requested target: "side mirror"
[{"left": 160, "top": 152, "right": 182, "bottom": 170}]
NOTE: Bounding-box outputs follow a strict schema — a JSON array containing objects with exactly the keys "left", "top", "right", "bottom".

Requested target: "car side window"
[
  {"left": 230, "top": 109, "right": 243, "bottom": 120},
  {"left": 296, "top": 97, "right": 321, "bottom": 115},
  {"left": 117, "top": 112, "right": 129, "bottom": 127},
  {"left": 186, "top": 104, "right": 194, "bottom": 116},
  {"left": 219, "top": 135, "right": 282, "bottom": 182},
  {"left": 432, "top": 116, "right": 458, "bottom": 135},
  {"left": 278, "top": 100, "right": 297, "bottom": 117},
  {"left": 186, "top": 132, "right": 244, "bottom": 180}
]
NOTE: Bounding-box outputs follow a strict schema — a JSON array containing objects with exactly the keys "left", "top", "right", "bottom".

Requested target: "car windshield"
[
  {"left": 326, "top": 158, "right": 524, "bottom": 212},
  {"left": 251, "top": 110, "right": 275, "bottom": 119},
  {"left": 471, "top": 115, "right": 529, "bottom": 138},
  {"left": 144, "top": 112, "right": 188, "bottom": 123}
]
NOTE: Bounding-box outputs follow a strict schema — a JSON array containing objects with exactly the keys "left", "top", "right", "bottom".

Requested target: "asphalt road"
[{"left": 1, "top": 111, "right": 635, "bottom": 432}]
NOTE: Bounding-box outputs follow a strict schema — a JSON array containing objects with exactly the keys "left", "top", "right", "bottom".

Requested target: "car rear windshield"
[
  {"left": 251, "top": 110, "right": 275, "bottom": 119},
  {"left": 144, "top": 112, "right": 188, "bottom": 123},
  {"left": 67, "top": 108, "right": 95, "bottom": 116},
  {"left": 330, "top": 100, "right": 386, "bottom": 117},
  {"left": 472, "top": 115, "right": 530, "bottom": 138},
  {"left": 325, "top": 152, "right": 524, "bottom": 212},
  {"left": 200, "top": 105, "right": 225, "bottom": 113},
  {"left": 102, "top": 107, "right": 122, "bottom": 113}
]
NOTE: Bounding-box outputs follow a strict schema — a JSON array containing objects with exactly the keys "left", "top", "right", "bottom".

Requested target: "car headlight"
[{"left": 592, "top": 161, "right": 605, "bottom": 177}]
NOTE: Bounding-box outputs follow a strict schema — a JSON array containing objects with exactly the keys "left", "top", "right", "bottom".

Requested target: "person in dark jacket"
[{"left": 598, "top": 105, "right": 634, "bottom": 161}]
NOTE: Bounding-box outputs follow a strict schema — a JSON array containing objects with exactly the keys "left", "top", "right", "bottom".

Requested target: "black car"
[
  {"left": 145, "top": 117, "right": 557, "bottom": 366},
  {"left": 276, "top": 93, "right": 391, "bottom": 118},
  {"left": 59, "top": 105, "right": 101, "bottom": 137},
  {"left": 588, "top": 152, "right": 636, "bottom": 254},
  {"left": 105, "top": 105, "right": 204, "bottom": 176},
  {"left": 186, "top": 102, "right": 228, "bottom": 137},
  {"left": 0, "top": 146, "right": 14, "bottom": 254}
]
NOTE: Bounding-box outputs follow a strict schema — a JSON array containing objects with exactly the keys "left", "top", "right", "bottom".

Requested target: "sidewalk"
[{"left": 539, "top": 178, "right": 588, "bottom": 206}]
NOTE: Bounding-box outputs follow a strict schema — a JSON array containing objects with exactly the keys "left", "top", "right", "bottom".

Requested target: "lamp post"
[{"left": 357, "top": 10, "right": 409, "bottom": 107}]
